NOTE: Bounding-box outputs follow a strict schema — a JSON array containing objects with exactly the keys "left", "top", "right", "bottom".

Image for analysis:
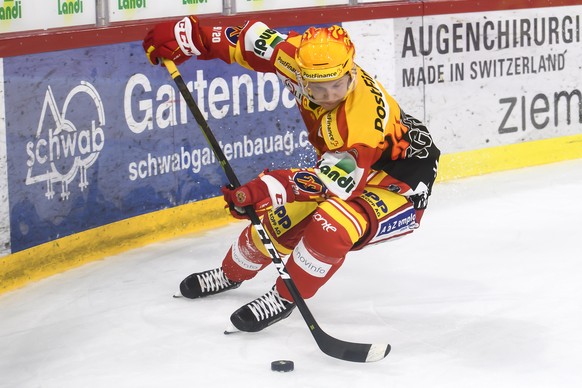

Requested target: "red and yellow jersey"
[{"left": 196, "top": 20, "right": 440, "bottom": 202}]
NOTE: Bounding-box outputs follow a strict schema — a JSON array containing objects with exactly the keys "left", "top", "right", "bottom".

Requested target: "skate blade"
[
  {"left": 224, "top": 322, "right": 240, "bottom": 335},
  {"left": 172, "top": 289, "right": 183, "bottom": 298}
]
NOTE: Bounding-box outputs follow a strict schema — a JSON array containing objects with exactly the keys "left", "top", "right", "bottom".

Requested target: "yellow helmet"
[{"left": 295, "top": 25, "right": 356, "bottom": 83}]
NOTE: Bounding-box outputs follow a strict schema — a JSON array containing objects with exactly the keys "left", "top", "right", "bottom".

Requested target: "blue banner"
[{"left": 4, "top": 39, "right": 317, "bottom": 252}]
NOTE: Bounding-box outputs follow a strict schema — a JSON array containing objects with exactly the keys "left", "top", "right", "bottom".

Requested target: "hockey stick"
[{"left": 163, "top": 58, "right": 390, "bottom": 362}]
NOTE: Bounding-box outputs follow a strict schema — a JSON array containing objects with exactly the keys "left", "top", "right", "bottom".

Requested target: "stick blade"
[
  {"left": 313, "top": 326, "right": 391, "bottom": 363},
  {"left": 365, "top": 343, "right": 392, "bottom": 362}
]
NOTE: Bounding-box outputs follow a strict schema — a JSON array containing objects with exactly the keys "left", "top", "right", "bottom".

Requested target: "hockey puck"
[{"left": 271, "top": 360, "right": 294, "bottom": 372}]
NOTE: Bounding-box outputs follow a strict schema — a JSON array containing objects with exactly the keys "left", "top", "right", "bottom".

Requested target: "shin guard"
[
  {"left": 222, "top": 225, "right": 272, "bottom": 282},
  {"left": 276, "top": 238, "right": 345, "bottom": 300},
  {"left": 276, "top": 199, "right": 368, "bottom": 300}
]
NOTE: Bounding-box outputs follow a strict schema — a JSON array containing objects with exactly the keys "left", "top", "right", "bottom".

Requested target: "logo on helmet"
[{"left": 295, "top": 25, "right": 355, "bottom": 83}]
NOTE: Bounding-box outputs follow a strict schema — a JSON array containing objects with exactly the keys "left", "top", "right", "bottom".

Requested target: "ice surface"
[{"left": 1, "top": 159, "right": 582, "bottom": 388}]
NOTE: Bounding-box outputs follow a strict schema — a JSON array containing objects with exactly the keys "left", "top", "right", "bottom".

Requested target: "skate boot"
[
  {"left": 176, "top": 267, "right": 241, "bottom": 299},
  {"left": 229, "top": 286, "right": 296, "bottom": 332}
]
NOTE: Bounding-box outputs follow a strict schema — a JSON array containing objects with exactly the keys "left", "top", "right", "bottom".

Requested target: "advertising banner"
[
  {"left": 3, "top": 27, "right": 317, "bottom": 252},
  {"left": 3, "top": 6, "right": 581, "bottom": 255},
  {"left": 234, "top": 0, "right": 348, "bottom": 13},
  {"left": 348, "top": 6, "right": 582, "bottom": 154},
  {"left": 108, "top": 0, "right": 221, "bottom": 23},
  {"left": 0, "top": 0, "right": 96, "bottom": 34},
  {"left": 0, "top": 58, "right": 9, "bottom": 256}
]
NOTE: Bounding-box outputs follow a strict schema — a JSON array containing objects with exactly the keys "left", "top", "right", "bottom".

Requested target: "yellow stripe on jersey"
[
  {"left": 274, "top": 50, "right": 300, "bottom": 80},
  {"left": 255, "top": 201, "right": 319, "bottom": 256},
  {"left": 366, "top": 170, "right": 390, "bottom": 186},
  {"left": 359, "top": 187, "right": 409, "bottom": 219},
  {"left": 319, "top": 198, "right": 367, "bottom": 244},
  {"left": 250, "top": 221, "right": 294, "bottom": 256},
  {"left": 342, "top": 67, "right": 399, "bottom": 149},
  {"left": 322, "top": 110, "right": 345, "bottom": 150},
  {"left": 231, "top": 45, "right": 254, "bottom": 71}
]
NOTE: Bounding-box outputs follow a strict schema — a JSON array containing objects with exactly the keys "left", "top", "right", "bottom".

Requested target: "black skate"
[
  {"left": 176, "top": 267, "right": 241, "bottom": 299},
  {"left": 229, "top": 286, "right": 296, "bottom": 332}
]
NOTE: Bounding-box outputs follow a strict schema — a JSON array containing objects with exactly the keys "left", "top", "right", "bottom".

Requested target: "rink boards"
[{"left": 1, "top": 1, "right": 581, "bottom": 293}]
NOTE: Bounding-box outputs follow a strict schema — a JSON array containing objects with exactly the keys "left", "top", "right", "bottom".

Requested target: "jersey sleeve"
[
  {"left": 314, "top": 69, "right": 440, "bottom": 202},
  {"left": 371, "top": 110, "right": 441, "bottom": 199},
  {"left": 267, "top": 168, "right": 327, "bottom": 203},
  {"left": 197, "top": 20, "right": 290, "bottom": 73}
]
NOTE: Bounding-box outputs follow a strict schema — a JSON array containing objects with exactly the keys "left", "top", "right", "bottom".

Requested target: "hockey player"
[{"left": 143, "top": 16, "right": 440, "bottom": 332}]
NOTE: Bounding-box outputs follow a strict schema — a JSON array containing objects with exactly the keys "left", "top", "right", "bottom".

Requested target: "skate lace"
[
  {"left": 247, "top": 288, "right": 289, "bottom": 321},
  {"left": 197, "top": 268, "right": 233, "bottom": 293}
]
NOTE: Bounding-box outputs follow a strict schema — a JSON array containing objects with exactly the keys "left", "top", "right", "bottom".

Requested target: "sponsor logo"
[
  {"left": 277, "top": 57, "right": 298, "bottom": 74},
  {"left": 225, "top": 23, "right": 246, "bottom": 45},
  {"left": 301, "top": 66, "right": 343, "bottom": 81},
  {"left": 176, "top": 20, "right": 196, "bottom": 56},
  {"left": 323, "top": 113, "right": 341, "bottom": 148},
  {"left": 231, "top": 239, "right": 262, "bottom": 271},
  {"left": 235, "top": 190, "right": 247, "bottom": 204},
  {"left": 253, "top": 224, "right": 290, "bottom": 279},
  {"left": 267, "top": 206, "right": 292, "bottom": 236},
  {"left": 293, "top": 171, "right": 323, "bottom": 194},
  {"left": 273, "top": 261, "right": 290, "bottom": 279},
  {"left": 376, "top": 207, "right": 417, "bottom": 238},
  {"left": 117, "top": 0, "right": 146, "bottom": 10},
  {"left": 25, "top": 82, "right": 105, "bottom": 200},
  {"left": 0, "top": 0, "right": 22, "bottom": 20},
  {"left": 253, "top": 28, "right": 285, "bottom": 57},
  {"left": 360, "top": 69, "right": 387, "bottom": 133},
  {"left": 294, "top": 241, "right": 331, "bottom": 278},
  {"left": 361, "top": 190, "right": 389, "bottom": 218},
  {"left": 313, "top": 213, "right": 337, "bottom": 232},
  {"left": 318, "top": 164, "right": 356, "bottom": 194},
  {"left": 58, "top": 0, "right": 83, "bottom": 15}
]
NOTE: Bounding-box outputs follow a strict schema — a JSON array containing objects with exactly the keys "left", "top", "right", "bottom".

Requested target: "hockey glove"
[
  {"left": 221, "top": 171, "right": 294, "bottom": 220},
  {"left": 143, "top": 16, "right": 207, "bottom": 66}
]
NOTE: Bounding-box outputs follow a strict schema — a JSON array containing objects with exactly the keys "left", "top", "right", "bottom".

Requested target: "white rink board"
[
  {"left": 0, "top": 59, "right": 9, "bottom": 255},
  {"left": 346, "top": 5, "right": 582, "bottom": 154},
  {"left": 0, "top": 0, "right": 96, "bottom": 34},
  {"left": 2, "top": 159, "right": 582, "bottom": 388},
  {"left": 107, "top": 0, "right": 222, "bottom": 23},
  {"left": 235, "top": 0, "right": 348, "bottom": 13}
]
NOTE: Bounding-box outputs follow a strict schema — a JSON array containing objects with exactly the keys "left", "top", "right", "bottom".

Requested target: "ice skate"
[
  {"left": 229, "top": 286, "right": 296, "bottom": 332},
  {"left": 175, "top": 267, "right": 241, "bottom": 299}
]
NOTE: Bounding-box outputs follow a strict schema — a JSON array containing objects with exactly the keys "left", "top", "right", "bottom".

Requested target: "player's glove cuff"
[{"left": 174, "top": 16, "right": 207, "bottom": 57}]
